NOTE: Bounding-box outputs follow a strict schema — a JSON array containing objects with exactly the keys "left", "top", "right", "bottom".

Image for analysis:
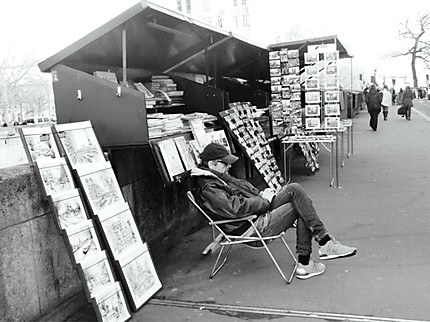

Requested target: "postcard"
[
  {"left": 306, "top": 117, "right": 321, "bottom": 129},
  {"left": 325, "top": 117, "right": 341, "bottom": 128},
  {"left": 287, "top": 49, "right": 299, "bottom": 59},
  {"left": 270, "top": 68, "right": 281, "bottom": 77},
  {"left": 305, "top": 104, "right": 321, "bottom": 117},
  {"left": 305, "top": 78, "right": 320, "bottom": 91},
  {"left": 324, "top": 51, "right": 339, "bottom": 61},
  {"left": 325, "top": 91, "right": 340, "bottom": 103},
  {"left": 269, "top": 51, "right": 280, "bottom": 60},
  {"left": 269, "top": 59, "right": 281, "bottom": 69},
  {"left": 324, "top": 104, "right": 341, "bottom": 116},
  {"left": 304, "top": 52, "right": 319, "bottom": 64},
  {"left": 305, "top": 91, "right": 321, "bottom": 104}
]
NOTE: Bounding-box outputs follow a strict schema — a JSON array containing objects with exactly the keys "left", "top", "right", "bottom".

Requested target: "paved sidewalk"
[{"left": 68, "top": 106, "right": 430, "bottom": 321}]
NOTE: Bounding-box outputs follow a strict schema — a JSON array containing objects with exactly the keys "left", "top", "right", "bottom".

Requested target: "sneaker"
[
  {"left": 296, "top": 259, "right": 325, "bottom": 280},
  {"left": 319, "top": 238, "right": 357, "bottom": 260}
]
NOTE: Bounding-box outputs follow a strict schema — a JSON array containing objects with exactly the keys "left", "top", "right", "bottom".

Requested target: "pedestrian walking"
[
  {"left": 365, "top": 84, "right": 382, "bottom": 131},
  {"left": 402, "top": 86, "right": 414, "bottom": 121},
  {"left": 381, "top": 85, "right": 392, "bottom": 121}
]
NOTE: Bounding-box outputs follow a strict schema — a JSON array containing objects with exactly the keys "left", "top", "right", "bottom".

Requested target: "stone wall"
[{"left": 0, "top": 165, "right": 83, "bottom": 322}]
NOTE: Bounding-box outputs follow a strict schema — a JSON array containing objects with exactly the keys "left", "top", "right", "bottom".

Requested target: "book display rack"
[
  {"left": 219, "top": 102, "right": 284, "bottom": 191},
  {"left": 20, "top": 121, "right": 162, "bottom": 321}
]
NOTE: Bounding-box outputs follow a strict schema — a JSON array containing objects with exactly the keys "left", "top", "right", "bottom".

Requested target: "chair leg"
[
  {"left": 210, "top": 245, "right": 233, "bottom": 279},
  {"left": 279, "top": 236, "right": 299, "bottom": 284}
]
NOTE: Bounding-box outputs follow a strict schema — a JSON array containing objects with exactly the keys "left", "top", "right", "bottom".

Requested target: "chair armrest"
[{"left": 209, "top": 214, "right": 257, "bottom": 225}]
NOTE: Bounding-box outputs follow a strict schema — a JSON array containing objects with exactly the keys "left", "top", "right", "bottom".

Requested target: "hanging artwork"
[
  {"left": 324, "top": 104, "right": 341, "bottom": 116},
  {"left": 325, "top": 91, "right": 340, "bottom": 103},
  {"left": 305, "top": 91, "right": 321, "bottom": 104},
  {"left": 305, "top": 105, "right": 321, "bottom": 117},
  {"left": 54, "top": 121, "right": 106, "bottom": 169},
  {"left": 19, "top": 126, "right": 60, "bottom": 165},
  {"left": 325, "top": 117, "right": 341, "bottom": 128},
  {"left": 305, "top": 118, "right": 321, "bottom": 129},
  {"left": 77, "top": 162, "right": 125, "bottom": 215},
  {"left": 117, "top": 245, "right": 162, "bottom": 311}
]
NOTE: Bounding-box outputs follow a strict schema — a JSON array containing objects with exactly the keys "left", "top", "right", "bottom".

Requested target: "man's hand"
[{"left": 260, "top": 188, "right": 276, "bottom": 203}]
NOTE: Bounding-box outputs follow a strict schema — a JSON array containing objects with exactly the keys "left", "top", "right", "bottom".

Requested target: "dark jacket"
[
  {"left": 365, "top": 86, "right": 383, "bottom": 112},
  {"left": 193, "top": 167, "right": 270, "bottom": 233},
  {"left": 402, "top": 87, "right": 414, "bottom": 107}
]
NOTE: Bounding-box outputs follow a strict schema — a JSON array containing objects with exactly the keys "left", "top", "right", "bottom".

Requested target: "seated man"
[{"left": 191, "top": 143, "right": 357, "bottom": 280}]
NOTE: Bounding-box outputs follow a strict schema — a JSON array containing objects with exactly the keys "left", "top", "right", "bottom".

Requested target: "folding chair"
[{"left": 187, "top": 191, "right": 298, "bottom": 284}]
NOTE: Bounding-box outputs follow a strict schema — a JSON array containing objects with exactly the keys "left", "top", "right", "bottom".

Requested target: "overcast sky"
[{"left": 2, "top": 0, "right": 429, "bottom": 84}]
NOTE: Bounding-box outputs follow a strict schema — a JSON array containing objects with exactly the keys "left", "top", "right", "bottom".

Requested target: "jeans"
[
  {"left": 257, "top": 183, "right": 328, "bottom": 256},
  {"left": 369, "top": 109, "right": 380, "bottom": 131}
]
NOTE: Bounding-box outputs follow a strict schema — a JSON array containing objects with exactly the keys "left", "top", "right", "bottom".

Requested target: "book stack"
[{"left": 151, "top": 75, "right": 184, "bottom": 106}]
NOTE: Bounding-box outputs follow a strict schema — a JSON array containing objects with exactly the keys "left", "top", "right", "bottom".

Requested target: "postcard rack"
[
  {"left": 20, "top": 121, "right": 162, "bottom": 321},
  {"left": 219, "top": 102, "right": 284, "bottom": 191}
]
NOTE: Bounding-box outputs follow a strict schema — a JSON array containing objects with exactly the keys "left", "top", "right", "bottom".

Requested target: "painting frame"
[
  {"left": 54, "top": 120, "right": 106, "bottom": 169},
  {"left": 77, "top": 161, "right": 125, "bottom": 216},
  {"left": 304, "top": 52, "right": 319, "bottom": 65},
  {"left": 325, "top": 63, "right": 338, "bottom": 76},
  {"left": 35, "top": 158, "right": 75, "bottom": 199},
  {"left": 305, "top": 78, "right": 320, "bottom": 91},
  {"left": 305, "top": 117, "right": 321, "bottom": 129},
  {"left": 96, "top": 202, "right": 145, "bottom": 261},
  {"left": 116, "top": 245, "right": 162, "bottom": 311},
  {"left": 324, "top": 51, "right": 339, "bottom": 62},
  {"left": 19, "top": 126, "right": 61, "bottom": 165},
  {"left": 92, "top": 282, "right": 132, "bottom": 322},
  {"left": 324, "top": 77, "right": 339, "bottom": 90},
  {"left": 48, "top": 189, "right": 88, "bottom": 231}
]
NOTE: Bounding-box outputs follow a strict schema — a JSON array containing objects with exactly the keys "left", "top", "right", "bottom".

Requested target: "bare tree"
[{"left": 391, "top": 12, "right": 430, "bottom": 88}]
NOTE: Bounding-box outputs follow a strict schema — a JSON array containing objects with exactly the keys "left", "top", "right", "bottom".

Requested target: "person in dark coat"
[
  {"left": 365, "top": 84, "right": 383, "bottom": 131},
  {"left": 402, "top": 86, "right": 414, "bottom": 121}
]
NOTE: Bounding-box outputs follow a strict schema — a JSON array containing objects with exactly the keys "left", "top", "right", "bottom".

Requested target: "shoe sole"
[
  {"left": 320, "top": 249, "right": 357, "bottom": 260},
  {"left": 296, "top": 269, "right": 325, "bottom": 280}
]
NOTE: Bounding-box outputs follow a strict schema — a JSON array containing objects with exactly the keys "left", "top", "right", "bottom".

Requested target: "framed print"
[
  {"left": 282, "top": 87, "right": 291, "bottom": 99},
  {"left": 305, "top": 118, "right": 321, "bottom": 129},
  {"left": 325, "top": 64, "right": 338, "bottom": 76},
  {"left": 290, "top": 92, "right": 301, "bottom": 101},
  {"left": 35, "top": 158, "right": 75, "bottom": 198},
  {"left": 49, "top": 189, "right": 88, "bottom": 231},
  {"left": 305, "top": 91, "right": 321, "bottom": 104},
  {"left": 270, "top": 68, "right": 281, "bottom": 77},
  {"left": 305, "top": 65, "right": 319, "bottom": 77},
  {"left": 288, "top": 58, "right": 299, "bottom": 67},
  {"left": 54, "top": 121, "right": 106, "bottom": 169},
  {"left": 305, "top": 104, "right": 321, "bottom": 117},
  {"left": 305, "top": 78, "right": 320, "bottom": 90},
  {"left": 304, "top": 52, "right": 318, "bottom": 64},
  {"left": 78, "top": 250, "right": 116, "bottom": 299},
  {"left": 271, "top": 76, "right": 281, "bottom": 85},
  {"left": 325, "top": 117, "right": 341, "bottom": 128},
  {"left": 325, "top": 104, "right": 341, "bottom": 116},
  {"left": 280, "top": 50, "right": 288, "bottom": 62},
  {"left": 324, "top": 51, "right": 339, "bottom": 61},
  {"left": 65, "top": 219, "right": 102, "bottom": 264},
  {"left": 269, "top": 51, "right": 280, "bottom": 60},
  {"left": 173, "top": 136, "right": 198, "bottom": 171},
  {"left": 92, "top": 282, "right": 131, "bottom": 322},
  {"left": 97, "top": 202, "right": 144, "bottom": 260},
  {"left": 325, "top": 91, "right": 340, "bottom": 103},
  {"left": 269, "top": 59, "right": 281, "bottom": 69},
  {"left": 19, "top": 126, "right": 60, "bottom": 165},
  {"left": 287, "top": 49, "right": 299, "bottom": 59},
  {"left": 325, "top": 76, "right": 339, "bottom": 90},
  {"left": 117, "top": 246, "right": 162, "bottom": 311},
  {"left": 77, "top": 161, "right": 125, "bottom": 214}
]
